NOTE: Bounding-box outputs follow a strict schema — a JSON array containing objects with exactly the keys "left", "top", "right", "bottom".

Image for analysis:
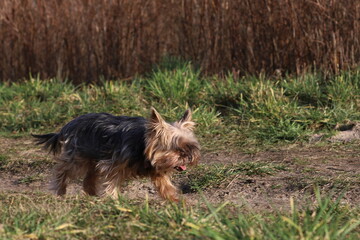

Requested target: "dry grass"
[{"left": 0, "top": 0, "right": 360, "bottom": 83}]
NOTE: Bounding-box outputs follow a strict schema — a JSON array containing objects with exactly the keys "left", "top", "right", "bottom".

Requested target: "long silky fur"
[{"left": 33, "top": 109, "right": 201, "bottom": 201}]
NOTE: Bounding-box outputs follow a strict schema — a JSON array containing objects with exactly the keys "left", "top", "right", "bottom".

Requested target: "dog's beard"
[{"left": 148, "top": 151, "right": 188, "bottom": 172}]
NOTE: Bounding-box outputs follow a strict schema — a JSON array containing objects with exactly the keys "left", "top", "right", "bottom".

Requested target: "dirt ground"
[{"left": 0, "top": 137, "right": 359, "bottom": 211}]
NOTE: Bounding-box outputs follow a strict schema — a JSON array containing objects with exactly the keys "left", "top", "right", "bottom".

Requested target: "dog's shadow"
[{"left": 179, "top": 182, "right": 195, "bottom": 194}]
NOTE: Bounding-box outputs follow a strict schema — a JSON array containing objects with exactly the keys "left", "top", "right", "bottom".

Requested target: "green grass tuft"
[
  {"left": 0, "top": 154, "right": 9, "bottom": 170},
  {"left": 190, "top": 190, "right": 360, "bottom": 240},
  {"left": 143, "top": 60, "right": 202, "bottom": 106},
  {"left": 0, "top": 190, "right": 358, "bottom": 239},
  {"left": 187, "top": 162, "right": 286, "bottom": 192},
  {"left": 0, "top": 63, "right": 360, "bottom": 147}
]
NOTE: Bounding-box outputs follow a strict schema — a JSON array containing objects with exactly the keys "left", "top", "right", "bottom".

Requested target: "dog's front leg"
[{"left": 151, "top": 174, "right": 179, "bottom": 202}]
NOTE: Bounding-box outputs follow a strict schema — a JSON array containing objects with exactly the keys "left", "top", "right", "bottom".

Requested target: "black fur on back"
[{"left": 32, "top": 113, "right": 149, "bottom": 165}]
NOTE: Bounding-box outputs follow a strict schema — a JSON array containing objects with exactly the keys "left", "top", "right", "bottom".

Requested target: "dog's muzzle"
[{"left": 174, "top": 165, "right": 187, "bottom": 171}]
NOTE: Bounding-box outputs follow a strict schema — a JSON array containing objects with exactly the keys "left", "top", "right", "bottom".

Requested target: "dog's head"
[{"left": 144, "top": 107, "right": 200, "bottom": 173}]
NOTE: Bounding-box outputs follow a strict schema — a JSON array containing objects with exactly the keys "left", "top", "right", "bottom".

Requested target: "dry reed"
[{"left": 0, "top": 0, "right": 359, "bottom": 83}]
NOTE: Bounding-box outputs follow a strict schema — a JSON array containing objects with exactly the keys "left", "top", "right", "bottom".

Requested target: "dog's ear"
[
  {"left": 145, "top": 108, "right": 171, "bottom": 161},
  {"left": 179, "top": 109, "right": 192, "bottom": 123},
  {"left": 176, "top": 109, "right": 195, "bottom": 131},
  {"left": 150, "top": 107, "right": 165, "bottom": 123}
]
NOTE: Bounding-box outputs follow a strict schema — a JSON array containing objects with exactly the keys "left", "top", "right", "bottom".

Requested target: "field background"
[
  {"left": 1, "top": 0, "right": 360, "bottom": 83},
  {"left": 0, "top": 0, "right": 360, "bottom": 239}
]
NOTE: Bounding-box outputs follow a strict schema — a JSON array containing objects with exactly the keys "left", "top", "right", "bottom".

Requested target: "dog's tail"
[{"left": 31, "top": 133, "right": 61, "bottom": 155}]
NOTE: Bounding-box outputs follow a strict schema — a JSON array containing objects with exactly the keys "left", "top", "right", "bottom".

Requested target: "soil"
[{"left": 0, "top": 136, "right": 359, "bottom": 211}]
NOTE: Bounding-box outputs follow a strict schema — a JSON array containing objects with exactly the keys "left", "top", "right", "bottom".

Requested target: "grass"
[
  {"left": 186, "top": 162, "right": 286, "bottom": 192},
  {"left": 0, "top": 78, "right": 145, "bottom": 132},
  {"left": 0, "top": 190, "right": 358, "bottom": 240},
  {"left": 0, "top": 62, "right": 360, "bottom": 239},
  {"left": 0, "top": 61, "right": 360, "bottom": 148}
]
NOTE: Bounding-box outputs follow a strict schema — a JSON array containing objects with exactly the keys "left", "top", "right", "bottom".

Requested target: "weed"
[
  {"left": 17, "top": 175, "right": 43, "bottom": 184},
  {"left": 0, "top": 154, "right": 9, "bottom": 170}
]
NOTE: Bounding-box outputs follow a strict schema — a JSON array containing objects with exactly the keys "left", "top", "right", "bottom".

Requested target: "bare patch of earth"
[{"left": 0, "top": 137, "right": 359, "bottom": 210}]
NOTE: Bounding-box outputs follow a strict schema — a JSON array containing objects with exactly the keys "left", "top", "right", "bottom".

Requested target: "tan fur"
[{"left": 152, "top": 173, "right": 179, "bottom": 202}]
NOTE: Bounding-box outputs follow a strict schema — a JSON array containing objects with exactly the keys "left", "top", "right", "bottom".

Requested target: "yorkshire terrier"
[{"left": 32, "top": 108, "right": 200, "bottom": 202}]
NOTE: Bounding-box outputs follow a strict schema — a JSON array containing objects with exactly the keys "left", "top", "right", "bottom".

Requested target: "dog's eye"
[{"left": 181, "top": 152, "right": 192, "bottom": 162}]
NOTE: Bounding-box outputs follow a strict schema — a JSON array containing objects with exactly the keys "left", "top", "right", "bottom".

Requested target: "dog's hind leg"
[
  {"left": 101, "top": 173, "right": 124, "bottom": 199},
  {"left": 49, "top": 161, "right": 70, "bottom": 196},
  {"left": 96, "top": 161, "right": 125, "bottom": 199},
  {"left": 83, "top": 162, "right": 99, "bottom": 196},
  {"left": 49, "top": 151, "right": 82, "bottom": 196}
]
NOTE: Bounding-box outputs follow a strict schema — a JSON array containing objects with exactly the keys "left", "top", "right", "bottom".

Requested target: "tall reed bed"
[{"left": 1, "top": 0, "right": 359, "bottom": 83}]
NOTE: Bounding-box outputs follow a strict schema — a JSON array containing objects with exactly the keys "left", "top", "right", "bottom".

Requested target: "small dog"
[{"left": 32, "top": 108, "right": 200, "bottom": 202}]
